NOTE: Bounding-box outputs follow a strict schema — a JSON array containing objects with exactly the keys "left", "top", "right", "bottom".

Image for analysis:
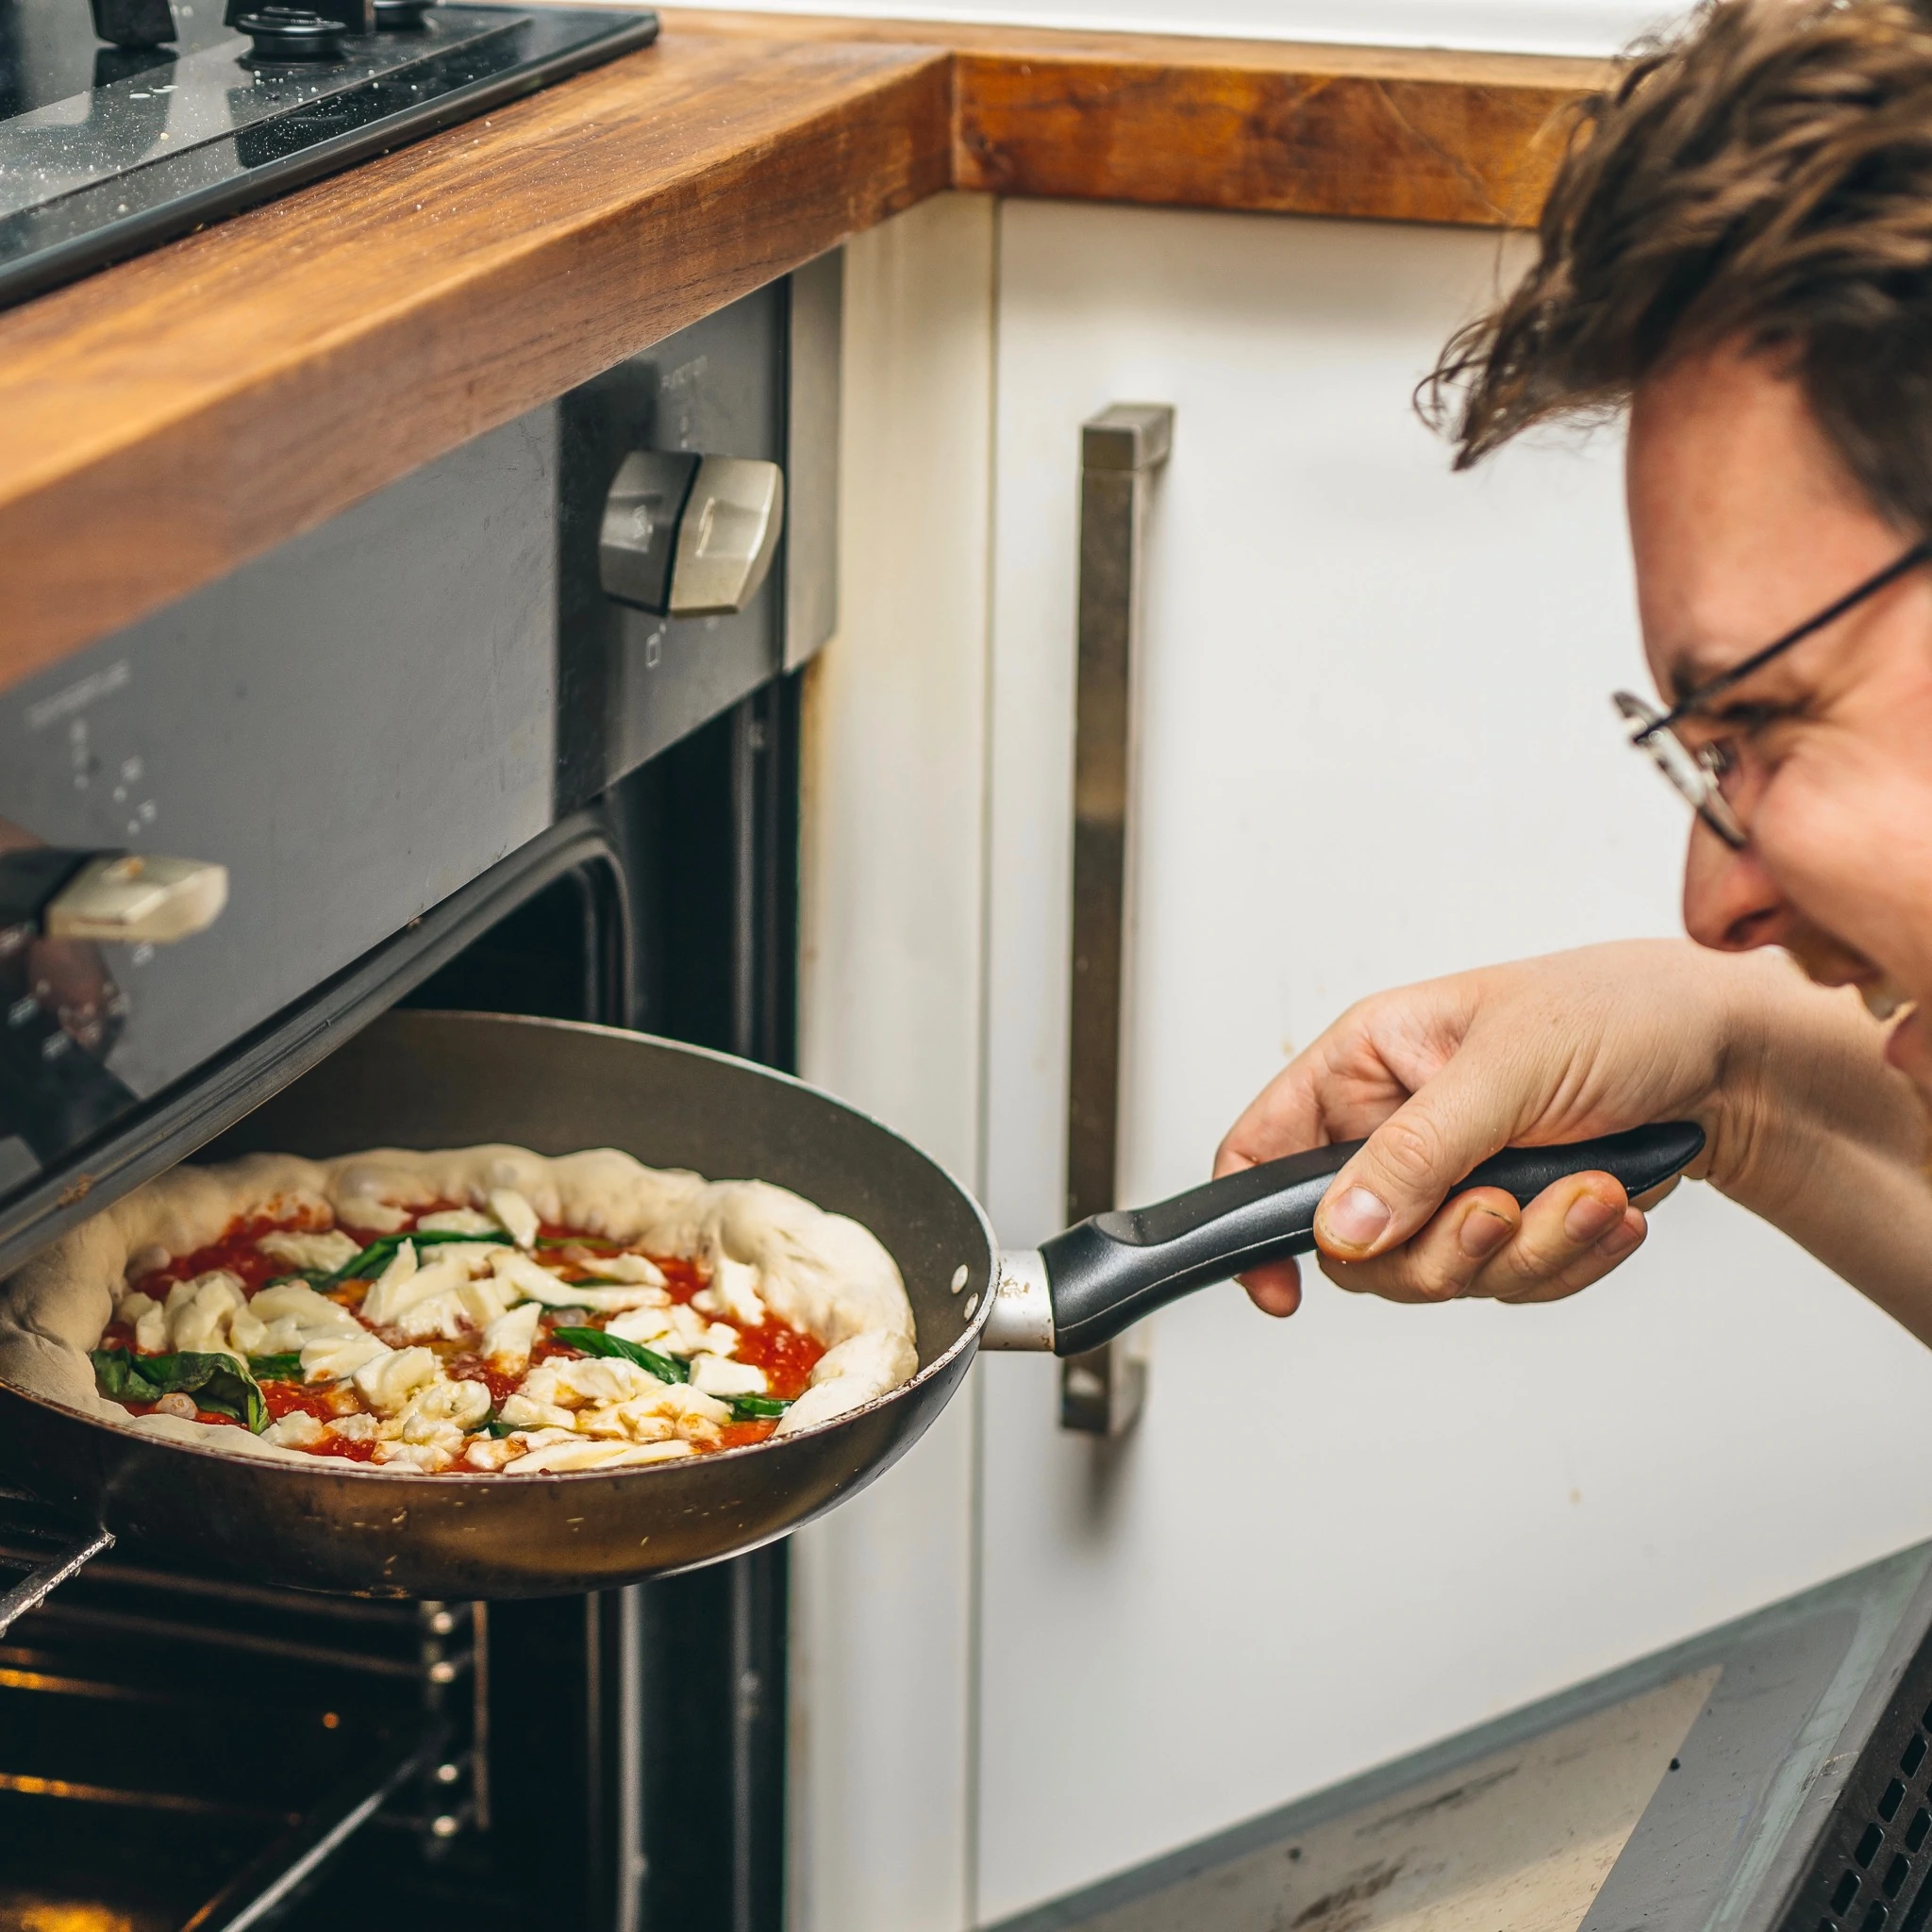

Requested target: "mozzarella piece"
[
  {"left": 353, "top": 1346, "right": 440, "bottom": 1414},
  {"left": 414, "top": 1208, "right": 496, "bottom": 1235},
  {"left": 487, "top": 1188, "right": 541, "bottom": 1250},
  {"left": 115, "top": 1288, "right": 158, "bottom": 1326},
  {"left": 502, "top": 1438, "right": 696, "bottom": 1474},
  {"left": 401, "top": 1377, "right": 491, "bottom": 1432},
  {"left": 590, "top": 1253, "right": 668, "bottom": 1287},
  {"left": 497, "top": 1391, "right": 575, "bottom": 1432},
  {"left": 302, "top": 1331, "right": 390, "bottom": 1384},
  {"left": 166, "top": 1272, "right": 248, "bottom": 1357},
  {"left": 522, "top": 1355, "right": 665, "bottom": 1408},
  {"left": 252, "top": 1282, "right": 364, "bottom": 1338},
  {"left": 391, "top": 1287, "right": 473, "bottom": 1342},
  {"left": 364, "top": 1255, "right": 469, "bottom": 1329},
  {"left": 487, "top": 1250, "right": 664, "bottom": 1314},
  {"left": 264, "top": 1410, "right": 325, "bottom": 1449},
  {"left": 605, "top": 1304, "right": 674, "bottom": 1345},
  {"left": 465, "top": 1437, "right": 521, "bottom": 1472},
  {"left": 445, "top": 1241, "right": 511, "bottom": 1279},
  {"left": 357, "top": 1240, "right": 417, "bottom": 1324},
  {"left": 133, "top": 1301, "right": 168, "bottom": 1354},
  {"left": 629, "top": 1302, "right": 720, "bottom": 1358},
  {"left": 483, "top": 1301, "right": 541, "bottom": 1374},
  {"left": 228, "top": 1309, "right": 270, "bottom": 1356},
  {"left": 256, "top": 1228, "right": 360, "bottom": 1274},
  {"left": 489, "top": 1250, "right": 573, "bottom": 1302},
  {"left": 693, "top": 1255, "right": 766, "bottom": 1328},
  {"left": 576, "top": 1402, "right": 678, "bottom": 1441},
  {"left": 689, "top": 1353, "right": 769, "bottom": 1398},
  {"left": 373, "top": 1439, "right": 457, "bottom": 1473},
  {"left": 325, "top": 1411, "right": 379, "bottom": 1442}
]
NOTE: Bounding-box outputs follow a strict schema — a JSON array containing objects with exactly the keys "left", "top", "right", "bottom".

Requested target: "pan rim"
[{"left": 0, "top": 1013, "right": 1001, "bottom": 1491}]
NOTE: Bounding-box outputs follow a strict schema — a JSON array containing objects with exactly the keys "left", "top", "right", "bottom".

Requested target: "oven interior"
[{"left": 0, "top": 676, "right": 801, "bottom": 1932}]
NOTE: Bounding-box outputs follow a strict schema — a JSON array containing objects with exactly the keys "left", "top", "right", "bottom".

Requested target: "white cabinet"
[{"left": 793, "top": 193, "right": 1932, "bottom": 1932}]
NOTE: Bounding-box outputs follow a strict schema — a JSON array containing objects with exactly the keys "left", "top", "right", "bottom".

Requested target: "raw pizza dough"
[{"left": 0, "top": 1144, "right": 918, "bottom": 1469}]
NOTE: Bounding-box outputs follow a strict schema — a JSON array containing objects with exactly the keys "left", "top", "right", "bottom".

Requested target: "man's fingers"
[
  {"left": 1317, "top": 1188, "right": 1523, "bottom": 1305},
  {"left": 1312, "top": 1174, "right": 1651, "bottom": 1307},
  {"left": 1238, "top": 1258, "right": 1304, "bottom": 1317},
  {"left": 1486, "top": 1204, "right": 1646, "bottom": 1304},
  {"left": 1458, "top": 1174, "right": 1625, "bottom": 1298}
]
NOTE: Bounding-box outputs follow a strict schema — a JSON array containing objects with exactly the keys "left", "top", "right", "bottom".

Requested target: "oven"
[{"left": 0, "top": 250, "right": 840, "bottom": 1932}]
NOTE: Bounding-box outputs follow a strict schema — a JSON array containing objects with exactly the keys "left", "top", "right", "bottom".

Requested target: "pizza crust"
[{"left": 0, "top": 1145, "right": 918, "bottom": 1467}]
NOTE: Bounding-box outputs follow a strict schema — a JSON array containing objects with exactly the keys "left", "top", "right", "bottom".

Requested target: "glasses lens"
[{"left": 1612, "top": 693, "right": 1748, "bottom": 848}]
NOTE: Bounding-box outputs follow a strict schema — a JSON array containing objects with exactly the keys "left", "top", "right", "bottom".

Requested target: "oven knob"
[
  {"left": 0, "top": 851, "right": 228, "bottom": 944},
  {"left": 598, "top": 452, "right": 785, "bottom": 619}
]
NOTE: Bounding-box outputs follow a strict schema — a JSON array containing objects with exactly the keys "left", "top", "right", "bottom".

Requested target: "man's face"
[{"left": 1627, "top": 346, "right": 1932, "bottom": 1091}]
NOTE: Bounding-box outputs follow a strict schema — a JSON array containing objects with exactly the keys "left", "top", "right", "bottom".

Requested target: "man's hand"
[{"left": 1214, "top": 941, "right": 1799, "bottom": 1317}]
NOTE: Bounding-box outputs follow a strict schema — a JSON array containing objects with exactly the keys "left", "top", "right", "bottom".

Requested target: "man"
[{"left": 1218, "top": 0, "right": 1932, "bottom": 1341}]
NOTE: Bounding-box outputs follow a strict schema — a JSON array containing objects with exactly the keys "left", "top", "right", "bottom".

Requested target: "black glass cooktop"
[{"left": 0, "top": 0, "right": 658, "bottom": 308}]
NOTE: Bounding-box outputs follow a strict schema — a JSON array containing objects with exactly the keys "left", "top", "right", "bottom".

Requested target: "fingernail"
[
  {"left": 1564, "top": 1193, "right": 1620, "bottom": 1243},
  {"left": 1323, "top": 1187, "right": 1391, "bottom": 1250},
  {"left": 1457, "top": 1208, "right": 1512, "bottom": 1261},
  {"left": 1595, "top": 1214, "right": 1642, "bottom": 1261}
]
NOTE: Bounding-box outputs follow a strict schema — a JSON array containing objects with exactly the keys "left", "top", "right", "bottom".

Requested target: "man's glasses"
[{"left": 1615, "top": 540, "right": 1932, "bottom": 850}]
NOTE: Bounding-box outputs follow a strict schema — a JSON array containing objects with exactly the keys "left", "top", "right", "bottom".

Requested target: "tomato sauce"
[
  {"left": 130, "top": 1208, "right": 338, "bottom": 1298},
  {"left": 731, "top": 1320, "right": 824, "bottom": 1402}
]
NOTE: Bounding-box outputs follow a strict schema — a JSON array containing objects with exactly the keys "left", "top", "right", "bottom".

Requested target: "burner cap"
[
  {"left": 373, "top": 0, "right": 432, "bottom": 28},
  {"left": 236, "top": 5, "right": 345, "bottom": 59}
]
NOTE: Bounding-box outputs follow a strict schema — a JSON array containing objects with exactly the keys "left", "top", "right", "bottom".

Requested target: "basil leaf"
[
  {"left": 91, "top": 1349, "right": 268, "bottom": 1434},
  {"left": 248, "top": 1352, "right": 305, "bottom": 1383},
  {"left": 485, "top": 1417, "right": 522, "bottom": 1440},
  {"left": 91, "top": 1348, "right": 165, "bottom": 1406},
  {"left": 326, "top": 1236, "right": 401, "bottom": 1284},
  {"left": 726, "top": 1394, "right": 791, "bottom": 1421},
  {"left": 550, "top": 1325, "right": 688, "bottom": 1385},
  {"left": 324, "top": 1227, "right": 508, "bottom": 1284}
]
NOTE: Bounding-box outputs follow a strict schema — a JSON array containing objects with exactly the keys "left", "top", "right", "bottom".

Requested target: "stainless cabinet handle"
[{"left": 1061, "top": 403, "right": 1173, "bottom": 1438}]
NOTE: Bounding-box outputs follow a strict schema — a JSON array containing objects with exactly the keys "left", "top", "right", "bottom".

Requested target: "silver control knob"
[
  {"left": 44, "top": 854, "right": 228, "bottom": 943},
  {"left": 598, "top": 452, "right": 785, "bottom": 619},
  {"left": 0, "top": 850, "right": 228, "bottom": 944}
]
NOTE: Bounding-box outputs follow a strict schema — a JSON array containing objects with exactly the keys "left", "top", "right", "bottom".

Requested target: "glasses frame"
[{"left": 1614, "top": 539, "right": 1932, "bottom": 850}]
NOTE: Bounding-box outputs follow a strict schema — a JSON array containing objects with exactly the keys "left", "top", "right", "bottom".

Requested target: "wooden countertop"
[{"left": 0, "top": 9, "right": 1608, "bottom": 687}]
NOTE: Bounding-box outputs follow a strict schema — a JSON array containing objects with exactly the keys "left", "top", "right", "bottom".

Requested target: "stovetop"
[{"left": 0, "top": 0, "right": 658, "bottom": 308}]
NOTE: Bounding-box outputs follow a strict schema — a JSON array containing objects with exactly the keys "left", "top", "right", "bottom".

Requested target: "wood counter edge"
[{"left": 0, "top": 12, "right": 1611, "bottom": 686}]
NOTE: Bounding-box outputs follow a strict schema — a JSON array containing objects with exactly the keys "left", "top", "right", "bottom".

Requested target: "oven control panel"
[{"left": 0, "top": 260, "right": 838, "bottom": 1244}]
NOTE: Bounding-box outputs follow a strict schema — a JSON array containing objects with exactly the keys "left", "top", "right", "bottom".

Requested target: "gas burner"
[
  {"left": 234, "top": 4, "right": 345, "bottom": 60},
  {"left": 373, "top": 0, "right": 432, "bottom": 29}
]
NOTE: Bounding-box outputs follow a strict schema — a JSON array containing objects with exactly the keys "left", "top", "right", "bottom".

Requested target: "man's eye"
[{"left": 1712, "top": 699, "right": 1796, "bottom": 734}]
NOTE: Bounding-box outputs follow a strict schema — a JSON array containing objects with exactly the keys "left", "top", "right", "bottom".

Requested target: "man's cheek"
[{"left": 1759, "top": 772, "right": 1930, "bottom": 971}]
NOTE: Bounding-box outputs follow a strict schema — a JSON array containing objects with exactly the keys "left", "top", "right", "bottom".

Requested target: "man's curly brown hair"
[{"left": 1428, "top": 0, "right": 1932, "bottom": 534}]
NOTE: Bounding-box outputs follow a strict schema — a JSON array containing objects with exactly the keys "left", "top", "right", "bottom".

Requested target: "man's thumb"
[{"left": 1312, "top": 1091, "right": 1503, "bottom": 1258}]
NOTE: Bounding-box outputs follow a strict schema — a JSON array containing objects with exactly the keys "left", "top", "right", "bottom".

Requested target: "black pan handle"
[{"left": 1037, "top": 1122, "right": 1705, "bottom": 1357}]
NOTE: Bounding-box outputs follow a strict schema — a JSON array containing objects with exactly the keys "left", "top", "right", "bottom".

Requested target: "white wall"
[
  {"left": 791, "top": 192, "right": 996, "bottom": 1932},
  {"left": 690, "top": 0, "right": 1687, "bottom": 58},
  {"left": 974, "top": 200, "right": 1932, "bottom": 1922}
]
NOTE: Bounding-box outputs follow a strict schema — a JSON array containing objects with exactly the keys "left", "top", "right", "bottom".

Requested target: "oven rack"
[{"left": 0, "top": 1481, "right": 480, "bottom": 1932}]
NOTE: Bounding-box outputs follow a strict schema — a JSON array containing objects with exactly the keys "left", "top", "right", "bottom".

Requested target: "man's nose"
[{"left": 1682, "top": 820, "right": 1794, "bottom": 951}]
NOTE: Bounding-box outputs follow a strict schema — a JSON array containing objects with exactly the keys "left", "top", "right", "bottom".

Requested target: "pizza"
[{"left": 0, "top": 1144, "right": 918, "bottom": 1474}]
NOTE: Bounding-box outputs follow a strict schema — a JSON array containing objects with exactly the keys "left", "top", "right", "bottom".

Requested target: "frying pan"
[{"left": 0, "top": 1011, "right": 1703, "bottom": 1600}]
